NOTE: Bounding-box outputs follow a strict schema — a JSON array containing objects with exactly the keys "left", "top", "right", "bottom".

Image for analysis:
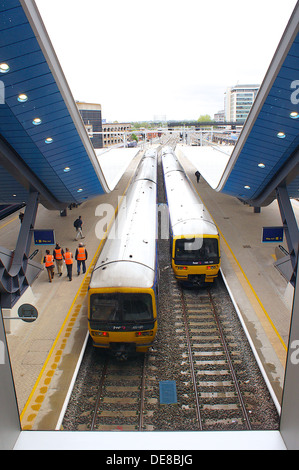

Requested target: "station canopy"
[
  {"left": 0, "top": 0, "right": 121, "bottom": 210},
  {"left": 180, "top": 2, "right": 299, "bottom": 207}
]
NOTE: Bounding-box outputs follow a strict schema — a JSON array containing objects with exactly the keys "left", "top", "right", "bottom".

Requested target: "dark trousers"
[
  {"left": 66, "top": 264, "right": 73, "bottom": 280},
  {"left": 77, "top": 260, "right": 86, "bottom": 274},
  {"left": 46, "top": 265, "right": 54, "bottom": 282}
]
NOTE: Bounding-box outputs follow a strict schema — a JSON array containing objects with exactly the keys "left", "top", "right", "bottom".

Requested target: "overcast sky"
[{"left": 35, "top": 0, "right": 297, "bottom": 122}]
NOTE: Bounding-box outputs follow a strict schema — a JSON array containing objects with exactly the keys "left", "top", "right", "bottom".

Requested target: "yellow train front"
[
  {"left": 88, "top": 284, "right": 158, "bottom": 358},
  {"left": 171, "top": 234, "right": 220, "bottom": 286},
  {"left": 88, "top": 149, "right": 158, "bottom": 359},
  {"left": 162, "top": 146, "right": 221, "bottom": 287}
]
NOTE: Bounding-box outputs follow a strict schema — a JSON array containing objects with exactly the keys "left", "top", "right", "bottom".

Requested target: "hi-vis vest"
[
  {"left": 77, "top": 247, "right": 86, "bottom": 261},
  {"left": 54, "top": 248, "right": 63, "bottom": 260},
  {"left": 64, "top": 252, "right": 73, "bottom": 265},
  {"left": 45, "top": 255, "right": 54, "bottom": 267}
]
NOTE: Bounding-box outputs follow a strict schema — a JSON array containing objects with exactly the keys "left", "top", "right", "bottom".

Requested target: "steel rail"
[
  {"left": 208, "top": 290, "right": 252, "bottom": 430},
  {"left": 138, "top": 354, "right": 148, "bottom": 431},
  {"left": 180, "top": 288, "right": 203, "bottom": 431},
  {"left": 90, "top": 357, "right": 109, "bottom": 431}
]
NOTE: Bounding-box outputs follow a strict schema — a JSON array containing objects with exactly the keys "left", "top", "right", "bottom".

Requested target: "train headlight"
[
  {"left": 135, "top": 331, "right": 153, "bottom": 337},
  {"left": 91, "top": 330, "right": 109, "bottom": 337}
]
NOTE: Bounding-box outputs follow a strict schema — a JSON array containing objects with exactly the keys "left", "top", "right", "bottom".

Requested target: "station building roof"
[{"left": 181, "top": 2, "right": 299, "bottom": 207}]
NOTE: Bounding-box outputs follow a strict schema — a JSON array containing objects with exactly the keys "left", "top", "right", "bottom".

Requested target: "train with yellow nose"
[
  {"left": 88, "top": 149, "right": 158, "bottom": 359},
  {"left": 162, "top": 147, "right": 220, "bottom": 286}
]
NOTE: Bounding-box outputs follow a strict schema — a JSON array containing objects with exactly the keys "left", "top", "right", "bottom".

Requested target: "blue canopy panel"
[
  {"left": 218, "top": 8, "right": 299, "bottom": 207},
  {"left": 0, "top": 0, "right": 109, "bottom": 209}
]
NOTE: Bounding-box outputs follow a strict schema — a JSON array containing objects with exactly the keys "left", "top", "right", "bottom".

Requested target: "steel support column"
[
  {"left": 276, "top": 186, "right": 299, "bottom": 286},
  {"left": 0, "top": 192, "right": 43, "bottom": 308}
]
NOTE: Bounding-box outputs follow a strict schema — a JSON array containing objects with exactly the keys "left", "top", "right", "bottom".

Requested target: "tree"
[{"left": 197, "top": 114, "right": 212, "bottom": 122}]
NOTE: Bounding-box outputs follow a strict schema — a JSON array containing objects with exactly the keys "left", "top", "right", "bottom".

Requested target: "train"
[
  {"left": 162, "top": 146, "right": 220, "bottom": 286},
  {"left": 88, "top": 149, "right": 158, "bottom": 359}
]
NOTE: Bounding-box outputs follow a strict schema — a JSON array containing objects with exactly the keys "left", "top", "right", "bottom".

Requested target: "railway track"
[
  {"left": 90, "top": 354, "right": 149, "bottom": 431},
  {"left": 62, "top": 346, "right": 156, "bottom": 431},
  {"left": 62, "top": 153, "right": 280, "bottom": 432},
  {"left": 178, "top": 282, "right": 252, "bottom": 430}
]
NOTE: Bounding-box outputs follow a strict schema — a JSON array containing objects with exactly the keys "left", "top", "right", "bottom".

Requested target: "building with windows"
[
  {"left": 224, "top": 85, "right": 260, "bottom": 122},
  {"left": 102, "top": 122, "right": 132, "bottom": 147},
  {"left": 214, "top": 110, "right": 225, "bottom": 122},
  {"left": 76, "top": 102, "right": 103, "bottom": 149}
]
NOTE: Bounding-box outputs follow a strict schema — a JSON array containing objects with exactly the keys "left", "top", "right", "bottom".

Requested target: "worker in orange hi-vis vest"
[
  {"left": 53, "top": 243, "right": 64, "bottom": 277},
  {"left": 63, "top": 248, "right": 73, "bottom": 281},
  {"left": 43, "top": 249, "right": 55, "bottom": 283},
  {"left": 75, "top": 242, "right": 88, "bottom": 276}
]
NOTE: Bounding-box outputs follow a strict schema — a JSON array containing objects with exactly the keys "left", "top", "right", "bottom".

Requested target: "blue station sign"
[
  {"left": 33, "top": 229, "right": 55, "bottom": 245},
  {"left": 262, "top": 226, "right": 284, "bottom": 243}
]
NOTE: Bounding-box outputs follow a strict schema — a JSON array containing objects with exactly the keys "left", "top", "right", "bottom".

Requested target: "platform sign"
[
  {"left": 33, "top": 229, "right": 55, "bottom": 245},
  {"left": 262, "top": 226, "right": 284, "bottom": 243},
  {"left": 18, "top": 304, "right": 38, "bottom": 323}
]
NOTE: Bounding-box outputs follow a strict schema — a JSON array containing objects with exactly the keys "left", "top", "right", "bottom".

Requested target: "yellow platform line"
[{"left": 0, "top": 215, "right": 18, "bottom": 230}]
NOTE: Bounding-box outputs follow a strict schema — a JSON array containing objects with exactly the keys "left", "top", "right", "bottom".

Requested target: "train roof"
[
  {"left": 161, "top": 151, "right": 183, "bottom": 175},
  {"left": 133, "top": 150, "right": 157, "bottom": 184},
  {"left": 162, "top": 153, "right": 218, "bottom": 239},
  {"left": 89, "top": 261, "right": 155, "bottom": 289},
  {"left": 90, "top": 176, "right": 157, "bottom": 290}
]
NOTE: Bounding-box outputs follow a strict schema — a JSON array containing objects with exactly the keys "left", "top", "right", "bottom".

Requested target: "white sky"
[{"left": 35, "top": 0, "right": 297, "bottom": 122}]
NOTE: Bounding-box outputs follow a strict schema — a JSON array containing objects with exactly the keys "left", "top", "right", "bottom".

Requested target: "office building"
[
  {"left": 225, "top": 85, "right": 260, "bottom": 122},
  {"left": 76, "top": 102, "right": 103, "bottom": 149}
]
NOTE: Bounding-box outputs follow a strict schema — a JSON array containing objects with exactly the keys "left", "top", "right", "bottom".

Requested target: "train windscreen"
[
  {"left": 175, "top": 237, "right": 219, "bottom": 264},
  {"left": 90, "top": 293, "right": 153, "bottom": 323}
]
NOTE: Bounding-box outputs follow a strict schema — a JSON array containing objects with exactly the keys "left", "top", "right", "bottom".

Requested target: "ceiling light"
[
  {"left": 45, "top": 137, "right": 53, "bottom": 144},
  {"left": 32, "top": 118, "right": 42, "bottom": 126},
  {"left": 18, "top": 94, "right": 28, "bottom": 103},
  {"left": 290, "top": 111, "right": 299, "bottom": 119},
  {"left": 64, "top": 167, "right": 71, "bottom": 172},
  {"left": 244, "top": 185, "right": 251, "bottom": 189},
  {"left": 277, "top": 132, "right": 286, "bottom": 139},
  {"left": 258, "top": 163, "right": 265, "bottom": 168},
  {"left": 0, "top": 63, "right": 10, "bottom": 73},
  {"left": 77, "top": 188, "right": 83, "bottom": 193}
]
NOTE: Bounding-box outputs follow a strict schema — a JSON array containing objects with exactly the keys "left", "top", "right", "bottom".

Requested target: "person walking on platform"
[
  {"left": 53, "top": 243, "right": 64, "bottom": 277},
  {"left": 195, "top": 170, "right": 200, "bottom": 183},
  {"left": 44, "top": 250, "right": 55, "bottom": 283},
  {"left": 64, "top": 248, "right": 73, "bottom": 281},
  {"left": 75, "top": 242, "right": 88, "bottom": 276},
  {"left": 74, "top": 215, "right": 85, "bottom": 240}
]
